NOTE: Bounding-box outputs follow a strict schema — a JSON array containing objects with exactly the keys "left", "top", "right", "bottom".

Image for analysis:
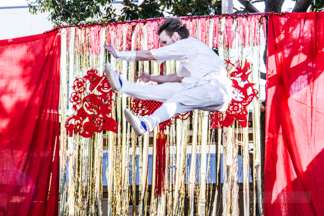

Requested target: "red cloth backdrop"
[
  {"left": 265, "top": 12, "right": 324, "bottom": 215},
  {"left": 0, "top": 31, "right": 60, "bottom": 215}
]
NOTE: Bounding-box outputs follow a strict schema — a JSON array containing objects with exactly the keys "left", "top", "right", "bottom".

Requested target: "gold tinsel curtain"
[{"left": 59, "top": 14, "right": 266, "bottom": 216}]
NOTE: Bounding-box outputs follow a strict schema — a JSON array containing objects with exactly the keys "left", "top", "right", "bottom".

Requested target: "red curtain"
[
  {"left": 265, "top": 12, "right": 324, "bottom": 215},
  {"left": 0, "top": 31, "right": 60, "bottom": 216}
]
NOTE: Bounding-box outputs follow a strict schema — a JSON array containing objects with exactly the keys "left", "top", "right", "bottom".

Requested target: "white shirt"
[{"left": 150, "top": 37, "right": 231, "bottom": 87}]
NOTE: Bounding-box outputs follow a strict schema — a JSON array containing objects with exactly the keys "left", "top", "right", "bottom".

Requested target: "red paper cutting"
[
  {"left": 210, "top": 59, "right": 258, "bottom": 128},
  {"left": 65, "top": 69, "right": 118, "bottom": 138}
]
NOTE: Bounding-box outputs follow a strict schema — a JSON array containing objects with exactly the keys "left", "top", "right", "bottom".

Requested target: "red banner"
[
  {"left": 0, "top": 31, "right": 60, "bottom": 215},
  {"left": 265, "top": 12, "right": 324, "bottom": 215}
]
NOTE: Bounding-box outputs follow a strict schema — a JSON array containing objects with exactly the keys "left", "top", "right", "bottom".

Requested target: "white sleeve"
[
  {"left": 150, "top": 41, "right": 188, "bottom": 63},
  {"left": 177, "top": 64, "right": 191, "bottom": 77}
]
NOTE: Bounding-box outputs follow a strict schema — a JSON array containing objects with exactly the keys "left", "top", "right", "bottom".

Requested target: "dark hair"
[{"left": 157, "top": 18, "right": 189, "bottom": 39}]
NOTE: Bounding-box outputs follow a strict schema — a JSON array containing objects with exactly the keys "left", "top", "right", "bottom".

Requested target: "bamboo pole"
[
  {"left": 107, "top": 131, "right": 115, "bottom": 216},
  {"left": 212, "top": 128, "right": 222, "bottom": 216},
  {"left": 254, "top": 26, "right": 264, "bottom": 215},
  {"left": 150, "top": 127, "right": 158, "bottom": 215},
  {"left": 130, "top": 25, "right": 138, "bottom": 216},
  {"left": 231, "top": 124, "right": 239, "bottom": 216},
  {"left": 68, "top": 27, "right": 75, "bottom": 117},
  {"left": 131, "top": 128, "right": 137, "bottom": 216},
  {"left": 205, "top": 19, "right": 214, "bottom": 215},
  {"left": 59, "top": 27, "right": 67, "bottom": 216},
  {"left": 116, "top": 90, "right": 123, "bottom": 214},
  {"left": 168, "top": 123, "right": 176, "bottom": 215},
  {"left": 121, "top": 24, "right": 128, "bottom": 207},
  {"left": 179, "top": 119, "right": 188, "bottom": 214},
  {"left": 143, "top": 131, "right": 150, "bottom": 215},
  {"left": 164, "top": 130, "right": 170, "bottom": 216},
  {"left": 206, "top": 128, "right": 213, "bottom": 215},
  {"left": 189, "top": 110, "right": 199, "bottom": 216},
  {"left": 243, "top": 126, "right": 250, "bottom": 216},
  {"left": 138, "top": 135, "right": 144, "bottom": 215},
  {"left": 123, "top": 123, "right": 131, "bottom": 214},
  {"left": 173, "top": 119, "right": 182, "bottom": 212},
  {"left": 95, "top": 132, "right": 103, "bottom": 216},
  {"left": 199, "top": 111, "right": 209, "bottom": 216},
  {"left": 222, "top": 127, "right": 231, "bottom": 216},
  {"left": 107, "top": 54, "right": 117, "bottom": 216},
  {"left": 67, "top": 27, "right": 76, "bottom": 216}
]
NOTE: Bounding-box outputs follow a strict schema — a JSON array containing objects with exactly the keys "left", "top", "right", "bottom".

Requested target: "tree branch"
[
  {"left": 292, "top": 0, "right": 313, "bottom": 12},
  {"left": 237, "top": 0, "right": 260, "bottom": 12},
  {"left": 265, "top": 0, "right": 285, "bottom": 12}
]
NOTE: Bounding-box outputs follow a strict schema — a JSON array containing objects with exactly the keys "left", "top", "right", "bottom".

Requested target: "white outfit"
[{"left": 120, "top": 37, "right": 233, "bottom": 130}]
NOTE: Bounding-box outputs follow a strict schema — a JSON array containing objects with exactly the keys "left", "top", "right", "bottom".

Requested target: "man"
[{"left": 104, "top": 18, "right": 233, "bottom": 136}]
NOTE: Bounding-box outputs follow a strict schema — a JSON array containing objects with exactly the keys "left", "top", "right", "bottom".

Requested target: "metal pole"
[{"left": 222, "top": 0, "right": 233, "bottom": 14}]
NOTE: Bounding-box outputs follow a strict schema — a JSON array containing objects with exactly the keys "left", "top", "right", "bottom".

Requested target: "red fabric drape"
[
  {"left": 0, "top": 31, "right": 60, "bottom": 216},
  {"left": 265, "top": 12, "right": 324, "bottom": 215}
]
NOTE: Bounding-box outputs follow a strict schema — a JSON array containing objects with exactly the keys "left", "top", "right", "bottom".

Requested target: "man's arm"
[
  {"left": 139, "top": 72, "right": 183, "bottom": 83},
  {"left": 135, "top": 50, "right": 156, "bottom": 61},
  {"left": 104, "top": 44, "right": 155, "bottom": 61}
]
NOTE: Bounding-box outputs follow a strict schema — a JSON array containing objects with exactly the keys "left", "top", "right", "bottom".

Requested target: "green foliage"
[
  {"left": 28, "top": 0, "right": 118, "bottom": 26},
  {"left": 28, "top": 0, "right": 222, "bottom": 27},
  {"left": 161, "top": 0, "right": 222, "bottom": 17},
  {"left": 120, "top": 0, "right": 164, "bottom": 21},
  {"left": 290, "top": 0, "right": 324, "bottom": 12},
  {"left": 311, "top": 0, "right": 324, "bottom": 11}
]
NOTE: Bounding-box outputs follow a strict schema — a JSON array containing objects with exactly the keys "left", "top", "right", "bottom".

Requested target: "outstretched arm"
[
  {"left": 139, "top": 72, "right": 183, "bottom": 83},
  {"left": 104, "top": 44, "right": 155, "bottom": 61}
]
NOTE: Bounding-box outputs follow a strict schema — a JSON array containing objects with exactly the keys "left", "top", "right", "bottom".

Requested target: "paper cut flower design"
[
  {"left": 65, "top": 69, "right": 118, "bottom": 138},
  {"left": 73, "top": 78, "right": 86, "bottom": 93}
]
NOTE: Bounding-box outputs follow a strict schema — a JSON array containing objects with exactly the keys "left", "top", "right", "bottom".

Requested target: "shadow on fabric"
[
  {"left": 0, "top": 31, "right": 60, "bottom": 216},
  {"left": 265, "top": 12, "right": 324, "bottom": 216}
]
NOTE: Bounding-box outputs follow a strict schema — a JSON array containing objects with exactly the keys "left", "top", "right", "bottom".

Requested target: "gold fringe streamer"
[{"left": 58, "top": 16, "right": 265, "bottom": 216}]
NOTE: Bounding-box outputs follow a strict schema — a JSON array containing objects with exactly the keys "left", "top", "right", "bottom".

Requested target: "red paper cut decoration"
[
  {"left": 155, "top": 133, "right": 166, "bottom": 196},
  {"left": 65, "top": 69, "right": 118, "bottom": 138},
  {"left": 210, "top": 59, "right": 258, "bottom": 129}
]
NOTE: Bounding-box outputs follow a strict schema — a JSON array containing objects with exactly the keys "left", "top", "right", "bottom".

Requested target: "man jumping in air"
[{"left": 104, "top": 18, "right": 233, "bottom": 136}]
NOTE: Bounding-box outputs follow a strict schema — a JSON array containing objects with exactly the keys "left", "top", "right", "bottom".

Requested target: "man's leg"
[
  {"left": 125, "top": 80, "right": 231, "bottom": 136},
  {"left": 120, "top": 79, "right": 185, "bottom": 102},
  {"left": 105, "top": 62, "right": 185, "bottom": 102}
]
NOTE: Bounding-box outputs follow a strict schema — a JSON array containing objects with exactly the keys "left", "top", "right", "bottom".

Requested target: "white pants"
[{"left": 120, "top": 79, "right": 232, "bottom": 131}]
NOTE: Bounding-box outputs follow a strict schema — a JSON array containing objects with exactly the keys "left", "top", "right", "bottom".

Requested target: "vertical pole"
[
  {"left": 67, "top": 27, "right": 75, "bottom": 216},
  {"left": 59, "top": 28, "right": 67, "bottom": 216},
  {"left": 222, "top": 0, "right": 233, "bottom": 14},
  {"left": 189, "top": 110, "right": 198, "bottom": 216},
  {"left": 199, "top": 111, "right": 209, "bottom": 216}
]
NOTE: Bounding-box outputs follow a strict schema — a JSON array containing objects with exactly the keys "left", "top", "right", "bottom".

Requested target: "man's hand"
[
  {"left": 136, "top": 71, "right": 151, "bottom": 82},
  {"left": 104, "top": 44, "right": 118, "bottom": 58},
  {"left": 140, "top": 72, "right": 152, "bottom": 82}
]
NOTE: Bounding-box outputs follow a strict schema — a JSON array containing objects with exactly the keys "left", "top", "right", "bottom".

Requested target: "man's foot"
[
  {"left": 105, "top": 62, "right": 122, "bottom": 91},
  {"left": 124, "top": 108, "right": 147, "bottom": 136}
]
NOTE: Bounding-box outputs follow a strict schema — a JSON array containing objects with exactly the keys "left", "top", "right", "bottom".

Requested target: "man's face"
[{"left": 159, "top": 30, "right": 180, "bottom": 46}]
